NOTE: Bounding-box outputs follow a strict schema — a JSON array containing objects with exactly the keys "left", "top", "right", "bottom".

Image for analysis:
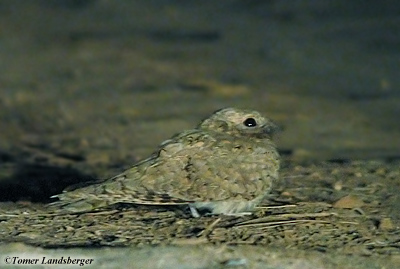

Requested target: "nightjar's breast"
[{"left": 181, "top": 135, "right": 280, "bottom": 202}]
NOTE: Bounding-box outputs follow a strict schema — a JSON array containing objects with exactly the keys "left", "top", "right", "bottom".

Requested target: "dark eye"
[{"left": 243, "top": 118, "right": 257, "bottom": 127}]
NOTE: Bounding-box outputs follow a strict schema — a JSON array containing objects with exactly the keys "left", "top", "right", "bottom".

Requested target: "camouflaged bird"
[{"left": 51, "top": 108, "right": 280, "bottom": 217}]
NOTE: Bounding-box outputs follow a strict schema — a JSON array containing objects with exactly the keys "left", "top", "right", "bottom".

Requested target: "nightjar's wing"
[{"left": 49, "top": 130, "right": 214, "bottom": 212}]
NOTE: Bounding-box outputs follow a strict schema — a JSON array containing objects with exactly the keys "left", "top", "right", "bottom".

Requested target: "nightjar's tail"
[{"left": 48, "top": 191, "right": 193, "bottom": 214}]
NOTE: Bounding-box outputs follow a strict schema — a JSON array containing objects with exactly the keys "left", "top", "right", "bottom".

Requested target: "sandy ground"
[{"left": 0, "top": 1, "right": 399, "bottom": 268}]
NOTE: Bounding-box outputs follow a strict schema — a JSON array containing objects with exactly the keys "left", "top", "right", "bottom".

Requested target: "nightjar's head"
[{"left": 199, "top": 108, "right": 280, "bottom": 139}]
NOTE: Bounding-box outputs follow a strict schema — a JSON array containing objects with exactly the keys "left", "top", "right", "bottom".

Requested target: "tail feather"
[{"left": 48, "top": 191, "right": 193, "bottom": 213}]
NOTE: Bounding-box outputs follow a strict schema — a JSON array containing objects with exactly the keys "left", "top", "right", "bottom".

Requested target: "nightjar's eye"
[{"left": 243, "top": 118, "right": 257, "bottom": 127}]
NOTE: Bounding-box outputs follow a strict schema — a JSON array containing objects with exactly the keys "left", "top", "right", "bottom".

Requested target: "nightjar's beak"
[{"left": 262, "top": 121, "right": 282, "bottom": 138}]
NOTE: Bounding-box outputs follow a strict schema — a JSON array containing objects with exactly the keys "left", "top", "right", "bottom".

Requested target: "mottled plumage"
[{"left": 50, "top": 108, "right": 280, "bottom": 216}]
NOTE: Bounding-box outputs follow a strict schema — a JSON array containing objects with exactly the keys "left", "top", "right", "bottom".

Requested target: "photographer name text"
[{"left": 4, "top": 256, "right": 94, "bottom": 267}]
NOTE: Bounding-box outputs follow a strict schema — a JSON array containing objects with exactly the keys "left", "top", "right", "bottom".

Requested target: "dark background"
[{"left": 0, "top": 0, "right": 399, "bottom": 202}]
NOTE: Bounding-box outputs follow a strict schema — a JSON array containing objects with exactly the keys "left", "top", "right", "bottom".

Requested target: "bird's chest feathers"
[{"left": 215, "top": 137, "right": 275, "bottom": 159}]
